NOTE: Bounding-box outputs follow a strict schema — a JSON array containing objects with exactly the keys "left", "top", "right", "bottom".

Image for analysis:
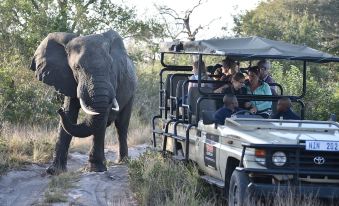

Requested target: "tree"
[
  {"left": 155, "top": 0, "right": 219, "bottom": 41},
  {"left": 284, "top": 0, "right": 339, "bottom": 55},
  {"left": 0, "top": 0, "right": 165, "bottom": 63},
  {"left": 233, "top": 0, "right": 338, "bottom": 55}
]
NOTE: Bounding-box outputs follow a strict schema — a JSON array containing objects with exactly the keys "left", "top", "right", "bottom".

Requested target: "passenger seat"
[{"left": 186, "top": 87, "right": 216, "bottom": 124}]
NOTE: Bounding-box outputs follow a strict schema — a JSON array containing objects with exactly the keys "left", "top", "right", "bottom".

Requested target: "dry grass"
[
  {"left": 0, "top": 123, "right": 57, "bottom": 174},
  {"left": 127, "top": 113, "right": 152, "bottom": 146},
  {"left": 128, "top": 151, "right": 337, "bottom": 206},
  {"left": 248, "top": 189, "right": 334, "bottom": 206},
  {"left": 69, "top": 138, "right": 92, "bottom": 154},
  {"left": 0, "top": 110, "right": 151, "bottom": 174},
  {"left": 128, "top": 150, "right": 216, "bottom": 206},
  {"left": 44, "top": 171, "right": 79, "bottom": 203}
]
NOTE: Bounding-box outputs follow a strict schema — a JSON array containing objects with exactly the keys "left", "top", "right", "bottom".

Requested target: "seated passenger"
[
  {"left": 214, "top": 72, "right": 246, "bottom": 94},
  {"left": 214, "top": 72, "right": 252, "bottom": 110},
  {"left": 212, "top": 64, "right": 223, "bottom": 80},
  {"left": 246, "top": 66, "right": 272, "bottom": 113},
  {"left": 214, "top": 94, "right": 240, "bottom": 125},
  {"left": 220, "top": 57, "right": 237, "bottom": 83},
  {"left": 257, "top": 59, "right": 277, "bottom": 95},
  {"left": 271, "top": 97, "right": 300, "bottom": 120},
  {"left": 188, "top": 60, "right": 212, "bottom": 91}
]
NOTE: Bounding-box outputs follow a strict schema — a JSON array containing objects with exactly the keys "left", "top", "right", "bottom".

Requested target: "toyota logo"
[{"left": 313, "top": 156, "right": 325, "bottom": 165}]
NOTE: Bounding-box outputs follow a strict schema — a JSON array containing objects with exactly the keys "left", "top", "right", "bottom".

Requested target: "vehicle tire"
[{"left": 228, "top": 170, "right": 250, "bottom": 206}]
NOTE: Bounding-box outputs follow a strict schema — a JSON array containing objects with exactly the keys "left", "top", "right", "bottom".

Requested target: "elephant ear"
[
  {"left": 102, "top": 30, "right": 127, "bottom": 55},
  {"left": 30, "top": 32, "right": 78, "bottom": 97},
  {"left": 102, "top": 30, "right": 136, "bottom": 83}
]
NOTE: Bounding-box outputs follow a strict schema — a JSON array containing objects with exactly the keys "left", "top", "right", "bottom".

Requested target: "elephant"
[{"left": 30, "top": 30, "right": 137, "bottom": 174}]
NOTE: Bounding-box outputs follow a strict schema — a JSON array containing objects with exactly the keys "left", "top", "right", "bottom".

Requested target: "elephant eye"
[{"left": 74, "top": 65, "right": 81, "bottom": 71}]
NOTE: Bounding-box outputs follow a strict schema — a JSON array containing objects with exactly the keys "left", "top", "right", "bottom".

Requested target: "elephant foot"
[
  {"left": 46, "top": 163, "right": 67, "bottom": 175},
  {"left": 88, "top": 162, "right": 107, "bottom": 172}
]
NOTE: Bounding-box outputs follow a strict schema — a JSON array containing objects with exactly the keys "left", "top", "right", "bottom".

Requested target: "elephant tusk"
[
  {"left": 112, "top": 98, "right": 120, "bottom": 111},
  {"left": 80, "top": 98, "right": 100, "bottom": 115}
]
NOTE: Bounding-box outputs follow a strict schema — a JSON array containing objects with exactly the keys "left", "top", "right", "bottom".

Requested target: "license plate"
[{"left": 306, "top": 141, "right": 339, "bottom": 151}]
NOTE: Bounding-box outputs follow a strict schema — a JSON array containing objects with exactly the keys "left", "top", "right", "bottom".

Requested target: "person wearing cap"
[
  {"left": 271, "top": 97, "right": 300, "bottom": 120},
  {"left": 257, "top": 59, "right": 277, "bottom": 95}
]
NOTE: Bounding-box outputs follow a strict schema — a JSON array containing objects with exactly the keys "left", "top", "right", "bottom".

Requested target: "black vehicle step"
[
  {"left": 200, "top": 175, "right": 224, "bottom": 188},
  {"left": 149, "top": 147, "right": 163, "bottom": 152},
  {"left": 173, "top": 135, "right": 186, "bottom": 141},
  {"left": 162, "top": 132, "right": 173, "bottom": 137},
  {"left": 172, "top": 155, "right": 186, "bottom": 162},
  {"left": 153, "top": 129, "right": 163, "bottom": 134},
  {"left": 163, "top": 133, "right": 186, "bottom": 141}
]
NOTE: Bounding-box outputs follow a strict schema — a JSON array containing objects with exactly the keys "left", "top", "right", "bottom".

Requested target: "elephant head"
[{"left": 30, "top": 30, "right": 136, "bottom": 137}]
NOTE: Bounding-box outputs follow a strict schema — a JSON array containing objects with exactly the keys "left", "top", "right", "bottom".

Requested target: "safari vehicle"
[{"left": 151, "top": 37, "right": 339, "bottom": 205}]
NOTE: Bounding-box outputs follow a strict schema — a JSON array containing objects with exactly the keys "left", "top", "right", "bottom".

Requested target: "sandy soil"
[{"left": 0, "top": 144, "right": 147, "bottom": 206}]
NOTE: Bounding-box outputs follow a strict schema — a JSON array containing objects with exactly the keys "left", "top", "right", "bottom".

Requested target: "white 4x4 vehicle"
[{"left": 152, "top": 37, "right": 339, "bottom": 205}]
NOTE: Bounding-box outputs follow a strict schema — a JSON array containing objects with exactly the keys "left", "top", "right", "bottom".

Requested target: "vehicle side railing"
[{"left": 158, "top": 67, "right": 192, "bottom": 119}]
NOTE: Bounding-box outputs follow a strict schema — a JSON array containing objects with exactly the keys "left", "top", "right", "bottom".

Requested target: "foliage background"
[{"left": 0, "top": 0, "right": 338, "bottom": 127}]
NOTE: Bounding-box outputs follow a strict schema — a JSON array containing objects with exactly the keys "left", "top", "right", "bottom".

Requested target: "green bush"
[
  {"left": 133, "top": 63, "right": 162, "bottom": 123},
  {"left": 0, "top": 65, "right": 60, "bottom": 125},
  {"left": 271, "top": 62, "right": 337, "bottom": 120}
]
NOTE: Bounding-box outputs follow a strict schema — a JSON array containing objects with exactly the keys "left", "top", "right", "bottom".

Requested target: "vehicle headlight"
[{"left": 272, "top": 151, "right": 287, "bottom": 166}]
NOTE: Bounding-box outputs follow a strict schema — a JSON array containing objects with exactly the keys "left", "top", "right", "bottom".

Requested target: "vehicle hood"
[{"left": 211, "top": 118, "right": 339, "bottom": 145}]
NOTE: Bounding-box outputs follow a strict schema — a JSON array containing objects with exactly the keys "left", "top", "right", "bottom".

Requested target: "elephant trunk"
[
  {"left": 57, "top": 108, "right": 94, "bottom": 137},
  {"left": 58, "top": 93, "right": 113, "bottom": 138}
]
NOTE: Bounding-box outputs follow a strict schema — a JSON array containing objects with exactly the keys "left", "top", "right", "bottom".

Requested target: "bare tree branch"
[
  {"left": 155, "top": 0, "right": 209, "bottom": 41},
  {"left": 155, "top": 5, "right": 181, "bottom": 21},
  {"left": 185, "top": 0, "right": 203, "bottom": 17}
]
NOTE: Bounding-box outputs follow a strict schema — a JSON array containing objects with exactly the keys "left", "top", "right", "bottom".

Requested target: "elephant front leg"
[
  {"left": 46, "top": 97, "right": 80, "bottom": 175},
  {"left": 115, "top": 97, "right": 134, "bottom": 162},
  {"left": 88, "top": 116, "right": 109, "bottom": 172}
]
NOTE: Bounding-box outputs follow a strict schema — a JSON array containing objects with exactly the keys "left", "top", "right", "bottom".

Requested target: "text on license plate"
[{"left": 306, "top": 141, "right": 339, "bottom": 151}]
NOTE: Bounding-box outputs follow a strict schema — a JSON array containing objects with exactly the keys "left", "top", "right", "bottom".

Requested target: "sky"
[{"left": 125, "top": 0, "right": 262, "bottom": 40}]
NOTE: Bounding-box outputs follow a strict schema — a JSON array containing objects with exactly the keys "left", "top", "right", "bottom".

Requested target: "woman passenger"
[
  {"left": 246, "top": 66, "right": 272, "bottom": 113},
  {"left": 215, "top": 72, "right": 252, "bottom": 110}
]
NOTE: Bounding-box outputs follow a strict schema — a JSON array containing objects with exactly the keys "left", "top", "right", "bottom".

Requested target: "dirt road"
[{"left": 0, "top": 145, "right": 146, "bottom": 206}]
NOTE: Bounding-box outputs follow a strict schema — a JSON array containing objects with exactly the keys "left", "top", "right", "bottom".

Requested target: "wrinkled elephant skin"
[{"left": 30, "top": 30, "right": 137, "bottom": 174}]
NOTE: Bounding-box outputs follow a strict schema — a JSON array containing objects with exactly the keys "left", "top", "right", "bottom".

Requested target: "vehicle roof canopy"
[{"left": 160, "top": 36, "right": 339, "bottom": 63}]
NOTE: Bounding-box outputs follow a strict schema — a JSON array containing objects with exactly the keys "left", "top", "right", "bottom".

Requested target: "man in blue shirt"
[
  {"left": 272, "top": 97, "right": 300, "bottom": 120},
  {"left": 214, "top": 94, "right": 239, "bottom": 125}
]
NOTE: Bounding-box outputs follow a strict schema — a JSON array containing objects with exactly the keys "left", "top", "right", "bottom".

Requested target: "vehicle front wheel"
[{"left": 228, "top": 170, "right": 250, "bottom": 206}]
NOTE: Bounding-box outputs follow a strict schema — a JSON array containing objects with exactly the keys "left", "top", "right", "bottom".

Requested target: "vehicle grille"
[{"left": 267, "top": 149, "right": 339, "bottom": 179}]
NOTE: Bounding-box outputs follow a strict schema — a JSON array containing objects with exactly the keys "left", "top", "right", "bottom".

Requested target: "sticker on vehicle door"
[{"left": 204, "top": 134, "right": 219, "bottom": 169}]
